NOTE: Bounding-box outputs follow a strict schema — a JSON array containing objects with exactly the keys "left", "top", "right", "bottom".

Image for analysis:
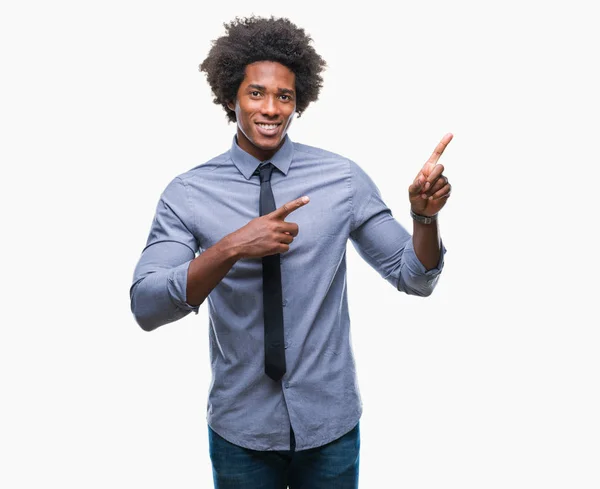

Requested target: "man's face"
[{"left": 228, "top": 61, "right": 296, "bottom": 161}]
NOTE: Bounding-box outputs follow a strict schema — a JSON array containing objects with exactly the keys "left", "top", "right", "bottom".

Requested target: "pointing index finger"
[
  {"left": 427, "top": 133, "right": 454, "bottom": 165},
  {"left": 272, "top": 196, "right": 310, "bottom": 220}
]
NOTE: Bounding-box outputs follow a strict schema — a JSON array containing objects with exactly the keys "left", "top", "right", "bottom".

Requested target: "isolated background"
[{"left": 1, "top": 0, "right": 598, "bottom": 487}]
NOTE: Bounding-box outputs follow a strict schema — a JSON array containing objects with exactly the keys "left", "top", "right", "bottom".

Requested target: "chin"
[{"left": 253, "top": 136, "right": 281, "bottom": 150}]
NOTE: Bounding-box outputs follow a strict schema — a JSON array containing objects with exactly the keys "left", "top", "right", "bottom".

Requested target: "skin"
[
  {"left": 408, "top": 133, "right": 453, "bottom": 269},
  {"left": 185, "top": 195, "right": 309, "bottom": 306},
  {"left": 227, "top": 61, "right": 297, "bottom": 161},
  {"left": 186, "top": 61, "right": 305, "bottom": 306},
  {"left": 185, "top": 61, "right": 452, "bottom": 305}
]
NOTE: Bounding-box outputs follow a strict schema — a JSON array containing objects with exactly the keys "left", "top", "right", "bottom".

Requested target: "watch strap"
[{"left": 410, "top": 209, "right": 438, "bottom": 224}]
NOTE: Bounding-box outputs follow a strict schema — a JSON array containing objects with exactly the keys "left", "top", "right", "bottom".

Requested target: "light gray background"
[{"left": 1, "top": 0, "right": 598, "bottom": 487}]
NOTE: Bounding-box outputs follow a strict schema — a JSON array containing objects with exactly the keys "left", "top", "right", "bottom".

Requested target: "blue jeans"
[{"left": 208, "top": 422, "right": 360, "bottom": 489}]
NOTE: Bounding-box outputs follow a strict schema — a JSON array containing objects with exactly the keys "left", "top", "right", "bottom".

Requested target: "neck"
[{"left": 236, "top": 130, "right": 284, "bottom": 161}]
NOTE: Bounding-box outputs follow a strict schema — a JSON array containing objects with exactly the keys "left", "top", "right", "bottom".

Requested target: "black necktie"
[{"left": 258, "top": 163, "right": 286, "bottom": 381}]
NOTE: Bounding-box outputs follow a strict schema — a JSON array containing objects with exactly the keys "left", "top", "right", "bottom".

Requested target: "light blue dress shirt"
[{"left": 130, "top": 135, "right": 445, "bottom": 451}]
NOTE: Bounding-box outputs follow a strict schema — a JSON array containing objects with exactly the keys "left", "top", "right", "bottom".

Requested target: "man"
[{"left": 130, "top": 15, "right": 452, "bottom": 489}]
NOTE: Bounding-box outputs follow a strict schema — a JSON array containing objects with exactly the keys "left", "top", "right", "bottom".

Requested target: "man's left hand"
[{"left": 408, "top": 133, "right": 453, "bottom": 217}]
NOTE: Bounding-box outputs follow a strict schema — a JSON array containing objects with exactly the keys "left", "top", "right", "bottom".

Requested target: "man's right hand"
[{"left": 226, "top": 196, "right": 310, "bottom": 259}]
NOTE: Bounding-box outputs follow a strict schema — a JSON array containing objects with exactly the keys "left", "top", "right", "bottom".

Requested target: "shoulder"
[
  {"left": 292, "top": 141, "right": 352, "bottom": 163},
  {"left": 159, "top": 149, "right": 231, "bottom": 201},
  {"left": 291, "top": 141, "right": 369, "bottom": 173},
  {"left": 176, "top": 150, "right": 231, "bottom": 184},
  {"left": 291, "top": 140, "right": 375, "bottom": 186},
  {"left": 291, "top": 141, "right": 362, "bottom": 178}
]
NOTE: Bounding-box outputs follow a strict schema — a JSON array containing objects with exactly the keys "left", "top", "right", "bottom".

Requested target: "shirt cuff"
[
  {"left": 393, "top": 238, "right": 447, "bottom": 293},
  {"left": 167, "top": 260, "right": 200, "bottom": 314},
  {"left": 403, "top": 237, "right": 446, "bottom": 276}
]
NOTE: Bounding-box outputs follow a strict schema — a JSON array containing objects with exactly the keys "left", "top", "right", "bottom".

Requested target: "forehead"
[{"left": 241, "top": 61, "right": 296, "bottom": 90}]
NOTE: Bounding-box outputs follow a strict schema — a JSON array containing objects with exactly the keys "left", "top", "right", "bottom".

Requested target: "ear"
[{"left": 226, "top": 100, "right": 235, "bottom": 111}]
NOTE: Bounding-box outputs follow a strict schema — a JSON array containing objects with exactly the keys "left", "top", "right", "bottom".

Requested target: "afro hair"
[{"left": 199, "top": 16, "right": 327, "bottom": 123}]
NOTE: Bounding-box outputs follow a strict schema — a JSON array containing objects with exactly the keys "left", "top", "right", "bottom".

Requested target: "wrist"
[
  {"left": 410, "top": 208, "right": 438, "bottom": 225},
  {"left": 218, "top": 234, "right": 245, "bottom": 261}
]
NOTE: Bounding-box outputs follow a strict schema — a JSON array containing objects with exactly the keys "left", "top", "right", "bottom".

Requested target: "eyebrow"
[{"left": 247, "top": 84, "right": 295, "bottom": 95}]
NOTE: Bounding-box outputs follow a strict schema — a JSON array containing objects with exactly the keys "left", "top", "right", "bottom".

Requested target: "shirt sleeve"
[
  {"left": 348, "top": 159, "right": 446, "bottom": 297},
  {"left": 130, "top": 177, "right": 201, "bottom": 331}
]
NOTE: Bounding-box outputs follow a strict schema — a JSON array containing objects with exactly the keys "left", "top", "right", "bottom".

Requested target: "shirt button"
[
  {"left": 284, "top": 382, "right": 290, "bottom": 388},
  {"left": 282, "top": 299, "right": 288, "bottom": 307}
]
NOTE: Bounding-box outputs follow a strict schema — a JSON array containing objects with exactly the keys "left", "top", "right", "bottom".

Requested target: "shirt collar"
[{"left": 230, "top": 134, "right": 294, "bottom": 180}]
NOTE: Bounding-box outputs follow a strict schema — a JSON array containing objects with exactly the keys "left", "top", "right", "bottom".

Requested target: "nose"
[{"left": 261, "top": 95, "right": 278, "bottom": 118}]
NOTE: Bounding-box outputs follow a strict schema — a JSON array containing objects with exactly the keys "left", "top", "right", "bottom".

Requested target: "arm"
[
  {"left": 185, "top": 195, "right": 308, "bottom": 306},
  {"left": 130, "top": 238, "right": 240, "bottom": 332},
  {"left": 411, "top": 220, "right": 442, "bottom": 271},
  {"left": 348, "top": 190, "right": 445, "bottom": 297},
  {"left": 408, "top": 133, "right": 453, "bottom": 270},
  {"left": 348, "top": 134, "right": 453, "bottom": 296},
  {"left": 130, "top": 177, "right": 309, "bottom": 331},
  {"left": 130, "top": 177, "right": 202, "bottom": 331},
  {"left": 130, "top": 176, "right": 241, "bottom": 331}
]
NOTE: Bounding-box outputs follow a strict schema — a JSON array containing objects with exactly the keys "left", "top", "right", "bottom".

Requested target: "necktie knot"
[{"left": 258, "top": 163, "right": 274, "bottom": 183}]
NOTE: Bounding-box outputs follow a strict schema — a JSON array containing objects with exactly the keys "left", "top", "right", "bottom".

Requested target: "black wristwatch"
[{"left": 410, "top": 208, "right": 438, "bottom": 225}]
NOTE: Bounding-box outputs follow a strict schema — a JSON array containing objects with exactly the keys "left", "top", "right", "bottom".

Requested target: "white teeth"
[{"left": 258, "top": 123, "right": 278, "bottom": 129}]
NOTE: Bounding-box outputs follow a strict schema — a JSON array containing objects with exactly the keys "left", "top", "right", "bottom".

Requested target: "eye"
[
  {"left": 250, "top": 90, "right": 261, "bottom": 97},
  {"left": 279, "top": 94, "right": 292, "bottom": 101}
]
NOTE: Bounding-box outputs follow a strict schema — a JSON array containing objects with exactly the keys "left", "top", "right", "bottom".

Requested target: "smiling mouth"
[{"left": 255, "top": 122, "right": 281, "bottom": 136}]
